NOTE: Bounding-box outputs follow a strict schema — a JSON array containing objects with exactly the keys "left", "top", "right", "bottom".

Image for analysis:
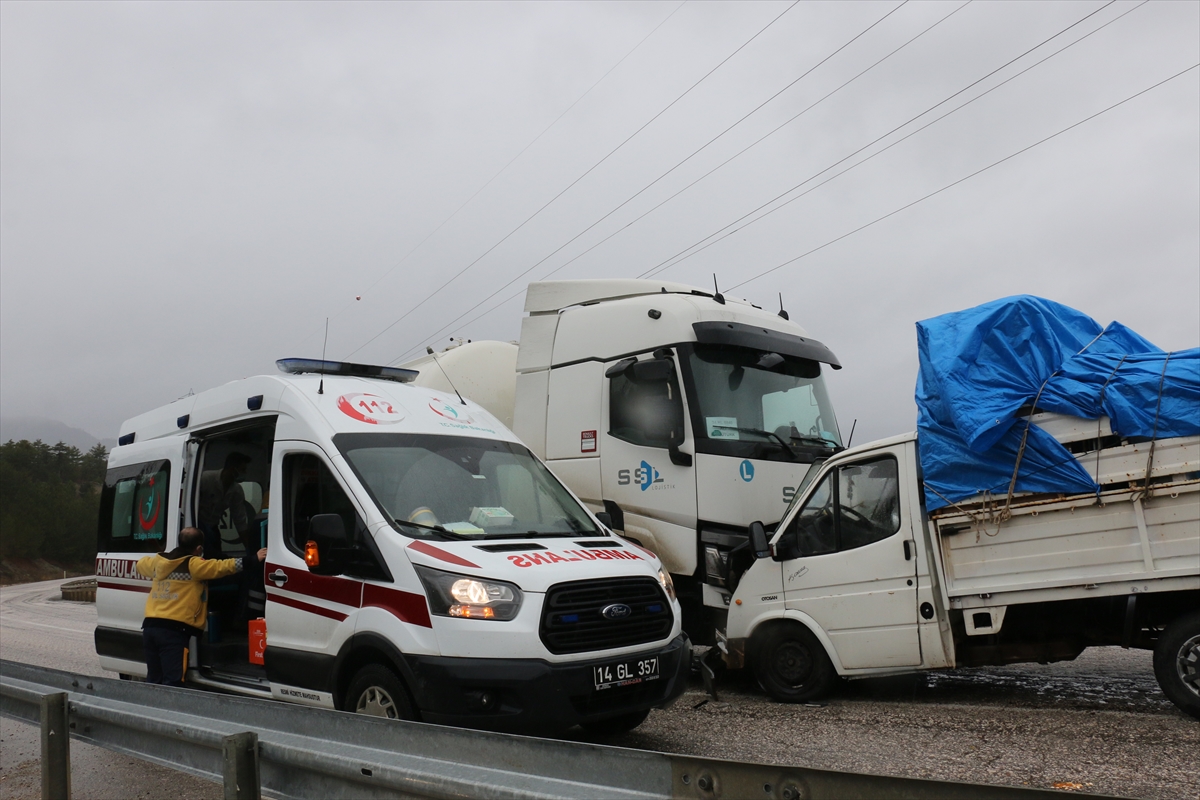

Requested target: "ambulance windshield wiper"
[{"left": 392, "top": 518, "right": 466, "bottom": 541}]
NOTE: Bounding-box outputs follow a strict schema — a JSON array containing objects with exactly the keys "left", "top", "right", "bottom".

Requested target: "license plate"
[{"left": 593, "top": 656, "right": 660, "bottom": 691}]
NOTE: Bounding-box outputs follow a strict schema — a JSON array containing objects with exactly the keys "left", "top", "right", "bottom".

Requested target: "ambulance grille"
[{"left": 540, "top": 577, "right": 672, "bottom": 655}]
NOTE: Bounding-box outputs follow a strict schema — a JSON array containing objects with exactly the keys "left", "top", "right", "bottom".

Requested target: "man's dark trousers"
[{"left": 142, "top": 623, "right": 192, "bottom": 686}]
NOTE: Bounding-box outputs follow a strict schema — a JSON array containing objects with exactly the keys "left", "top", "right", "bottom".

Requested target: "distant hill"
[{"left": 0, "top": 416, "right": 117, "bottom": 451}]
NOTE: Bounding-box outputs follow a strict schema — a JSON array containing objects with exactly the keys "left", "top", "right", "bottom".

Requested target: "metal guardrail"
[
  {"left": 0, "top": 659, "right": 1112, "bottom": 800},
  {"left": 59, "top": 578, "right": 96, "bottom": 603}
]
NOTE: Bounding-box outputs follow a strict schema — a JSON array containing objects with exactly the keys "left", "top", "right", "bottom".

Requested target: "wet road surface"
[{"left": 3, "top": 579, "right": 1197, "bottom": 799}]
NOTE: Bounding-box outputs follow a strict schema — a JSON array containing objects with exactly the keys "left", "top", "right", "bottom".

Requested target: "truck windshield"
[
  {"left": 682, "top": 343, "right": 841, "bottom": 462},
  {"left": 334, "top": 433, "right": 599, "bottom": 540}
]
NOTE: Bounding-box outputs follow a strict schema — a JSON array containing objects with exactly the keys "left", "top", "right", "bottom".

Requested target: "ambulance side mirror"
[
  {"left": 310, "top": 514, "right": 348, "bottom": 542},
  {"left": 748, "top": 521, "right": 771, "bottom": 560}
]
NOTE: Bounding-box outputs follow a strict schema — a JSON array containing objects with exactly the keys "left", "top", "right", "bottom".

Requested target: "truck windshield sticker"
[
  {"left": 706, "top": 417, "right": 740, "bottom": 440},
  {"left": 506, "top": 549, "right": 643, "bottom": 568},
  {"left": 337, "top": 393, "right": 404, "bottom": 425}
]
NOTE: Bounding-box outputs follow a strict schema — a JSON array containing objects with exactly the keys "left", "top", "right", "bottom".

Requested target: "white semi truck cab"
[{"left": 405, "top": 279, "right": 845, "bottom": 641}]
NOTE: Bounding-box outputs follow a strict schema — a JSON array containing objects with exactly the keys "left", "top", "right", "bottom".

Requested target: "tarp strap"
[
  {"left": 1094, "top": 355, "right": 1128, "bottom": 498},
  {"left": 1001, "top": 374, "right": 1055, "bottom": 521},
  {"left": 1138, "top": 351, "right": 1172, "bottom": 500}
]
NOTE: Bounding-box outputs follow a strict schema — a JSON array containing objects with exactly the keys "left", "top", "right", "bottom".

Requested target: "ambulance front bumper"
[{"left": 401, "top": 633, "right": 690, "bottom": 734}]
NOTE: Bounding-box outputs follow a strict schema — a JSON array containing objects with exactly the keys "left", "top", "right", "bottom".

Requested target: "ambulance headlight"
[
  {"left": 658, "top": 568, "right": 676, "bottom": 602},
  {"left": 414, "top": 565, "right": 522, "bottom": 621}
]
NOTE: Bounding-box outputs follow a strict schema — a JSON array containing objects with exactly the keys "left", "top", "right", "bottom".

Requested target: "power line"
[
  {"left": 292, "top": 3, "right": 696, "bottom": 355},
  {"left": 352, "top": 0, "right": 800, "bottom": 361},
  {"left": 388, "top": 1, "right": 1163, "bottom": 360},
  {"left": 386, "top": 0, "right": 931, "bottom": 364},
  {"left": 638, "top": 0, "right": 1119, "bottom": 279},
  {"left": 447, "top": 1, "right": 915, "bottom": 304},
  {"left": 726, "top": 62, "right": 1199, "bottom": 292},
  {"left": 644, "top": 0, "right": 1143, "bottom": 278},
  {"left": 531, "top": 0, "right": 967, "bottom": 285}
]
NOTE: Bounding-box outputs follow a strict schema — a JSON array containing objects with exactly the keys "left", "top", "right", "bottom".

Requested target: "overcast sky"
[{"left": 2, "top": 0, "right": 1197, "bottom": 445}]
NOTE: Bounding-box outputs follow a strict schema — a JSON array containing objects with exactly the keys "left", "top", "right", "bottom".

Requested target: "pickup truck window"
[{"left": 779, "top": 457, "right": 900, "bottom": 558}]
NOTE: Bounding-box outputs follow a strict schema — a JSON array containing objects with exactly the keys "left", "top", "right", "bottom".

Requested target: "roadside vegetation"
[{"left": 0, "top": 438, "right": 106, "bottom": 582}]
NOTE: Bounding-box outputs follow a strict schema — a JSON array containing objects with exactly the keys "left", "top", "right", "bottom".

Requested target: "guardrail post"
[
  {"left": 40, "top": 691, "right": 70, "bottom": 800},
  {"left": 222, "top": 731, "right": 260, "bottom": 800}
]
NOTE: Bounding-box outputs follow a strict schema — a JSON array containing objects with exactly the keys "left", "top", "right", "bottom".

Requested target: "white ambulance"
[{"left": 94, "top": 359, "right": 689, "bottom": 734}]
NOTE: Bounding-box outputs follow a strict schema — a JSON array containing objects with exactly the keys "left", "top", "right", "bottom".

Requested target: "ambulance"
[{"left": 94, "top": 359, "right": 689, "bottom": 734}]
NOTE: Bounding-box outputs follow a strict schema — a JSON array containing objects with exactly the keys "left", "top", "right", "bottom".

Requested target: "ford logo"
[{"left": 601, "top": 603, "right": 632, "bottom": 620}]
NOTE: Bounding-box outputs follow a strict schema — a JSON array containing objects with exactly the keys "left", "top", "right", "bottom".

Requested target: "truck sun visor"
[
  {"left": 691, "top": 321, "right": 841, "bottom": 369},
  {"left": 276, "top": 358, "right": 419, "bottom": 383}
]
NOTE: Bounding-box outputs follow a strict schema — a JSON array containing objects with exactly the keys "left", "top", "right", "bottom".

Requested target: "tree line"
[{"left": 0, "top": 439, "right": 108, "bottom": 564}]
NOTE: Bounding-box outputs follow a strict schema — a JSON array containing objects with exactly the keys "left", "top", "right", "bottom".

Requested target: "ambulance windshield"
[{"left": 335, "top": 433, "right": 600, "bottom": 540}]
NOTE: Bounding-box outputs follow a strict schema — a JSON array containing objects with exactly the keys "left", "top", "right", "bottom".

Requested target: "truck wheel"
[
  {"left": 753, "top": 623, "right": 836, "bottom": 703},
  {"left": 346, "top": 664, "right": 418, "bottom": 721},
  {"left": 580, "top": 708, "right": 650, "bottom": 735},
  {"left": 1154, "top": 610, "right": 1200, "bottom": 720}
]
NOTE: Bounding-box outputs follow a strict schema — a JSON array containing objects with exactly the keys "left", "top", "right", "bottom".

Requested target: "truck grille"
[{"left": 540, "top": 577, "right": 673, "bottom": 655}]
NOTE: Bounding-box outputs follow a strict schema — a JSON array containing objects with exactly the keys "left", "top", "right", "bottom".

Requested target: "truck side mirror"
[
  {"left": 627, "top": 358, "right": 675, "bottom": 383},
  {"left": 748, "top": 521, "right": 771, "bottom": 559}
]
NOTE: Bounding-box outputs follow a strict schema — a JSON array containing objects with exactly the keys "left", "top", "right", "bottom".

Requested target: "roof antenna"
[
  {"left": 712, "top": 274, "right": 725, "bottom": 305},
  {"left": 778, "top": 292, "right": 789, "bottom": 321},
  {"left": 429, "top": 345, "right": 466, "bottom": 406},
  {"left": 845, "top": 419, "right": 857, "bottom": 449},
  {"left": 318, "top": 317, "right": 329, "bottom": 395}
]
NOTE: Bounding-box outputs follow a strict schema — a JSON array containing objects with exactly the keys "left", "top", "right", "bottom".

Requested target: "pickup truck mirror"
[{"left": 748, "top": 521, "right": 771, "bottom": 559}]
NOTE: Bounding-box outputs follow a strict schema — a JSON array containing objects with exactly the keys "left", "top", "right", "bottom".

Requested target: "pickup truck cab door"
[{"left": 775, "top": 447, "right": 921, "bottom": 670}]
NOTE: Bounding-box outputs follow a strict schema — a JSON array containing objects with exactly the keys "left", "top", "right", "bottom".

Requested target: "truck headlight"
[
  {"left": 658, "top": 568, "right": 676, "bottom": 602},
  {"left": 414, "top": 565, "right": 522, "bottom": 621}
]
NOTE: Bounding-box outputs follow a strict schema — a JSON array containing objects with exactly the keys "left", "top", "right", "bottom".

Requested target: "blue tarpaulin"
[{"left": 915, "top": 296, "right": 1200, "bottom": 511}]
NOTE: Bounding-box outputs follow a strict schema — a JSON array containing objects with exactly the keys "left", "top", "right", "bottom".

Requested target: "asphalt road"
[{"left": 2, "top": 579, "right": 1197, "bottom": 799}]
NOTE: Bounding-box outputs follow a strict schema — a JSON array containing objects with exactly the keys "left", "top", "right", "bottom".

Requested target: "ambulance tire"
[
  {"left": 346, "top": 664, "right": 418, "bottom": 721},
  {"left": 753, "top": 622, "right": 836, "bottom": 703},
  {"left": 1153, "top": 609, "right": 1200, "bottom": 720},
  {"left": 579, "top": 708, "right": 650, "bottom": 735}
]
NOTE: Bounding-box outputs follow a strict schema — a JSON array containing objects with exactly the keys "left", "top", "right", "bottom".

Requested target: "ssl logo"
[{"left": 617, "top": 461, "right": 663, "bottom": 491}]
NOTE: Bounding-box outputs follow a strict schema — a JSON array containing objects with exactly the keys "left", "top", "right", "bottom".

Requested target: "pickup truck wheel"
[
  {"left": 579, "top": 708, "right": 650, "bottom": 735},
  {"left": 1154, "top": 610, "right": 1200, "bottom": 720},
  {"left": 346, "top": 664, "right": 418, "bottom": 721},
  {"left": 753, "top": 623, "right": 836, "bottom": 703}
]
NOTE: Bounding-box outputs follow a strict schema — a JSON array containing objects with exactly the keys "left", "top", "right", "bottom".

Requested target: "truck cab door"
[
  {"left": 599, "top": 354, "right": 698, "bottom": 576},
  {"left": 775, "top": 450, "right": 921, "bottom": 670}
]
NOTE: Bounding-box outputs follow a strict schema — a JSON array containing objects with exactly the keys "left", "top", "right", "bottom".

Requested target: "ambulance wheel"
[
  {"left": 753, "top": 622, "right": 836, "bottom": 703},
  {"left": 346, "top": 664, "right": 417, "bottom": 721},
  {"left": 1153, "top": 610, "right": 1200, "bottom": 720},
  {"left": 580, "top": 708, "right": 650, "bottom": 735}
]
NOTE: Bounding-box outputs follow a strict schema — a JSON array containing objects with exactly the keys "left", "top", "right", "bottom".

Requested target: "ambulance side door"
[{"left": 263, "top": 442, "right": 365, "bottom": 698}]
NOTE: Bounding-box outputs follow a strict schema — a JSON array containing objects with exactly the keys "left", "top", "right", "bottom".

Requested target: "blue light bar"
[{"left": 276, "top": 358, "right": 418, "bottom": 384}]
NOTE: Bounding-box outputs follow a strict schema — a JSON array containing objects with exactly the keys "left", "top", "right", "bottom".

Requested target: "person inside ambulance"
[
  {"left": 136, "top": 527, "right": 267, "bottom": 686},
  {"left": 197, "top": 452, "right": 253, "bottom": 556}
]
